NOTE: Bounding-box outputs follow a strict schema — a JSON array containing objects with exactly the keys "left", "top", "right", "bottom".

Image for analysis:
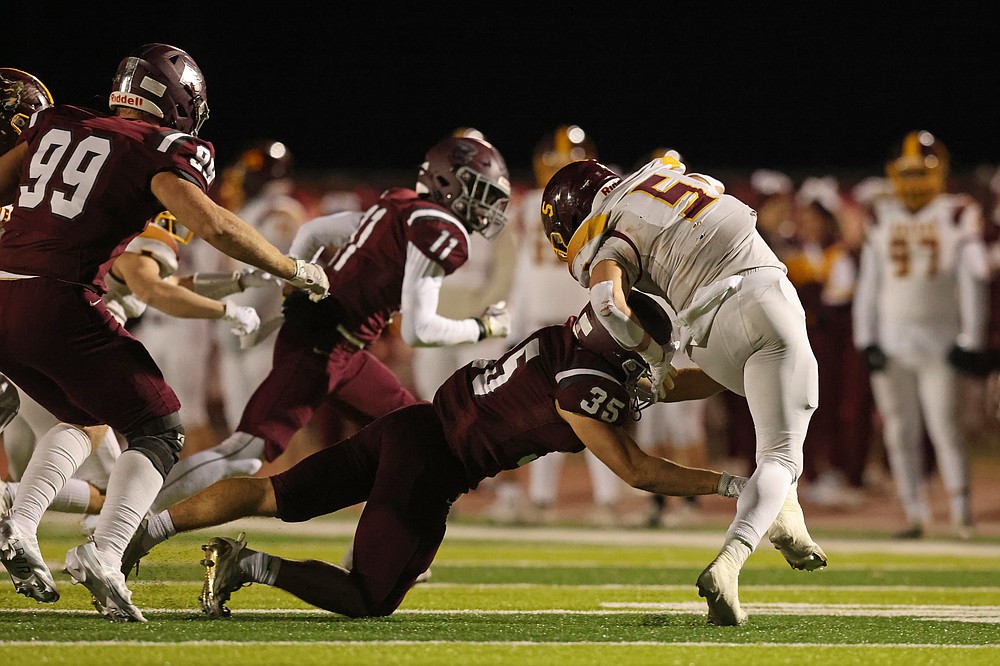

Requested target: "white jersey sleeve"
[
  {"left": 288, "top": 211, "right": 365, "bottom": 261},
  {"left": 399, "top": 242, "right": 481, "bottom": 347}
]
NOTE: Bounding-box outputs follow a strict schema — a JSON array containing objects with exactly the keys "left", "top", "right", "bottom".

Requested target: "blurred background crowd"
[{"left": 107, "top": 125, "right": 1000, "bottom": 538}]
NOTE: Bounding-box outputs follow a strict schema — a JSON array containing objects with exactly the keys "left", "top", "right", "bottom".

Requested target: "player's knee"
[
  {"left": 81, "top": 424, "right": 111, "bottom": 453},
  {"left": 757, "top": 446, "right": 803, "bottom": 479},
  {"left": 123, "top": 413, "right": 185, "bottom": 479},
  {"left": 0, "top": 373, "right": 21, "bottom": 433}
]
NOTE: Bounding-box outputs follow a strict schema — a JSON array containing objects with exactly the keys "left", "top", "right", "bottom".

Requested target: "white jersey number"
[{"left": 18, "top": 129, "right": 112, "bottom": 219}]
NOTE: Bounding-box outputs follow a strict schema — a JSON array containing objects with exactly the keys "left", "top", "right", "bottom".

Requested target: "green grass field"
[{"left": 1, "top": 513, "right": 998, "bottom": 665}]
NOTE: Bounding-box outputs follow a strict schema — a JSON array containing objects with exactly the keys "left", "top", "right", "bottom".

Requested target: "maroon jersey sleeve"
[
  {"left": 553, "top": 355, "right": 633, "bottom": 428},
  {"left": 405, "top": 206, "right": 470, "bottom": 275}
]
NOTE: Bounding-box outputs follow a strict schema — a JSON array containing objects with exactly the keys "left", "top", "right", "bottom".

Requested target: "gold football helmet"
[
  {"left": 532, "top": 125, "right": 598, "bottom": 189},
  {"left": 147, "top": 210, "right": 192, "bottom": 245},
  {"left": 886, "top": 130, "right": 949, "bottom": 212}
]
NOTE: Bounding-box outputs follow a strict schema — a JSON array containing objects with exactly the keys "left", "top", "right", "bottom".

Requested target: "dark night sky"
[{"left": 8, "top": 4, "right": 1000, "bottom": 181}]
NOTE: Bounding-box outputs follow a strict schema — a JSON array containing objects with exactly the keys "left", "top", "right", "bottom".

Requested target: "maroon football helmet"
[
  {"left": 573, "top": 290, "right": 673, "bottom": 407},
  {"left": 0, "top": 68, "right": 53, "bottom": 154},
  {"left": 540, "top": 159, "right": 621, "bottom": 260},
  {"left": 416, "top": 136, "right": 511, "bottom": 239},
  {"left": 109, "top": 43, "right": 210, "bottom": 136}
]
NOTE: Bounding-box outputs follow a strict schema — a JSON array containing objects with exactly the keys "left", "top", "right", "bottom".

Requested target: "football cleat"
[
  {"left": 696, "top": 551, "right": 747, "bottom": 626},
  {"left": 199, "top": 533, "right": 251, "bottom": 619},
  {"left": 0, "top": 516, "right": 59, "bottom": 603},
  {"left": 765, "top": 483, "right": 828, "bottom": 571},
  {"left": 64, "top": 541, "right": 145, "bottom": 622}
]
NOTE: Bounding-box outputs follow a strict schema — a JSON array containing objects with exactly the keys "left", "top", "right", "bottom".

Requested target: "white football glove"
[
  {"left": 639, "top": 340, "right": 679, "bottom": 401},
  {"left": 477, "top": 301, "right": 511, "bottom": 339},
  {"left": 222, "top": 301, "right": 261, "bottom": 336},
  {"left": 286, "top": 257, "right": 330, "bottom": 302},
  {"left": 237, "top": 267, "right": 282, "bottom": 291},
  {"left": 717, "top": 472, "right": 748, "bottom": 499}
]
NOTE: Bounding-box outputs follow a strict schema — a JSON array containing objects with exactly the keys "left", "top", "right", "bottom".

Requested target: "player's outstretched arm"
[
  {"left": 151, "top": 173, "right": 328, "bottom": 301},
  {"left": 556, "top": 401, "right": 738, "bottom": 498},
  {"left": 114, "top": 252, "right": 260, "bottom": 334}
]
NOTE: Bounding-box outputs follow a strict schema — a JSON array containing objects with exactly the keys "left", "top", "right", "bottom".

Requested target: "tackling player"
[{"left": 122, "top": 291, "right": 752, "bottom": 620}]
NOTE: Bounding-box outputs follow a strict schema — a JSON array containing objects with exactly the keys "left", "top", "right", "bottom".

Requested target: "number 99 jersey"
[
  {"left": 0, "top": 105, "right": 214, "bottom": 291},
  {"left": 433, "top": 318, "right": 632, "bottom": 488}
]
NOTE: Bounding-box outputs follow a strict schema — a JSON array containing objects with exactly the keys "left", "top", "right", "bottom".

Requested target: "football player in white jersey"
[
  {"left": 853, "top": 131, "right": 990, "bottom": 539},
  {"left": 1, "top": 212, "right": 266, "bottom": 524},
  {"left": 541, "top": 155, "right": 827, "bottom": 626}
]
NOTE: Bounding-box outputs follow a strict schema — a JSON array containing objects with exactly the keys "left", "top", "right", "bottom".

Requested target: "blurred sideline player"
[
  {"left": 853, "top": 131, "right": 990, "bottom": 539},
  {"left": 149, "top": 134, "right": 514, "bottom": 515},
  {"left": 492, "top": 125, "right": 627, "bottom": 526},
  {"left": 213, "top": 141, "right": 309, "bottom": 430},
  {"left": 122, "top": 292, "right": 751, "bottom": 620}
]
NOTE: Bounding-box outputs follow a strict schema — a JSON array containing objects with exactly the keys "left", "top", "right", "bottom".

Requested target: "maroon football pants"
[
  {"left": 237, "top": 320, "right": 417, "bottom": 461},
  {"left": 271, "top": 403, "right": 469, "bottom": 615},
  {"left": 0, "top": 278, "right": 179, "bottom": 431}
]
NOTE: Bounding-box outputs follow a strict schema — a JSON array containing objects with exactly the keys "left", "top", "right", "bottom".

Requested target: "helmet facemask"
[{"left": 453, "top": 165, "right": 510, "bottom": 239}]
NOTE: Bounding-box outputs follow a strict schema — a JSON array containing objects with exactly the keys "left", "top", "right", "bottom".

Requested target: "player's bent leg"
[{"left": 151, "top": 431, "right": 265, "bottom": 513}]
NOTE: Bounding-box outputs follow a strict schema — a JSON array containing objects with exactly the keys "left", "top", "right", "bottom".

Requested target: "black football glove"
[
  {"left": 947, "top": 345, "right": 991, "bottom": 377},
  {"left": 861, "top": 345, "right": 888, "bottom": 372}
]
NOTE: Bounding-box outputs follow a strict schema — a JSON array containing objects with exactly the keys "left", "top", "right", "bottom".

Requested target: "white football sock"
[
  {"left": 144, "top": 509, "right": 177, "bottom": 546},
  {"left": 48, "top": 478, "right": 92, "bottom": 514},
  {"left": 242, "top": 549, "right": 280, "bottom": 586},
  {"left": 725, "top": 460, "right": 794, "bottom": 549},
  {"left": 10, "top": 423, "right": 92, "bottom": 534},
  {"left": 93, "top": 450, "right": 164, "bottom": 569},
  {"left": 151, "top": 432, "right": 264, "bottom": 512}
]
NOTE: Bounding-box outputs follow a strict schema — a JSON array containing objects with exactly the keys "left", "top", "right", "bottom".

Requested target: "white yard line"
[
  {"left": 3, "top": 603, "right": 998, "bottom": 622},
  {"left": 41, "top": 513, "right": 1000, "bottom": 558},
  {"left": 0, "top": 640, "right": 995, "bottom": 649}
]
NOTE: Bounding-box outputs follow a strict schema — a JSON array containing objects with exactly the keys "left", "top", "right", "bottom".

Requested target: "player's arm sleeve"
[
  {"left": 956, "top": 239, "right": 991, "bottom": 350},
  {"left": 287, "top": 211, "right": 364, "bottom": 261},
  {"left": 852, "top": 240, "right": 880, "bottom": 349},
  {"left": 399, "top": 242, "right": 481, "bottom": 347}
]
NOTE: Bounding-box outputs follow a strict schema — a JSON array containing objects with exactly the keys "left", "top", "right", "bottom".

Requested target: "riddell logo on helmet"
[
  {"left": 110, "top": 91, "right": 149, "bottom": 108},
  {"left": 600, "top": 179, "right": 621, "bottom": 196}
]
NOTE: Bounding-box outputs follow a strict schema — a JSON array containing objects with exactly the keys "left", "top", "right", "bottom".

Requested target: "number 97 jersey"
[
  {"left": 0, "top": 105, "right": 214, "bottom": 292},
  {"left": 433, "top": 318, "right": 633, "bottom": 487}
]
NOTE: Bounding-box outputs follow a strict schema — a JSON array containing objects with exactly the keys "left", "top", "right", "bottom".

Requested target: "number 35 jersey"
[
  {"left": 854, "top": 193, "right": 989, "bottom": 358},
  {"left": 0, "top": 105, "right": 214, "bottom": 292},
  {"left": 433, "top": 319, "right": 632, "bottom": 488},
  {"left": 570, "top": 159, "right": 784, "bottom": 312}
]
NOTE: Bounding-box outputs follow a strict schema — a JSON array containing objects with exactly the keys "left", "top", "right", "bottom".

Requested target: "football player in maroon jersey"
[
  {"left": 0, "top": 45, "right": 329, "bottom": 623},
  {"left": 150, "top": 135, "right": 516, "bottom": 513},
  {"left": 122, "top": 291, "right": 748, "bottom": 620}
]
